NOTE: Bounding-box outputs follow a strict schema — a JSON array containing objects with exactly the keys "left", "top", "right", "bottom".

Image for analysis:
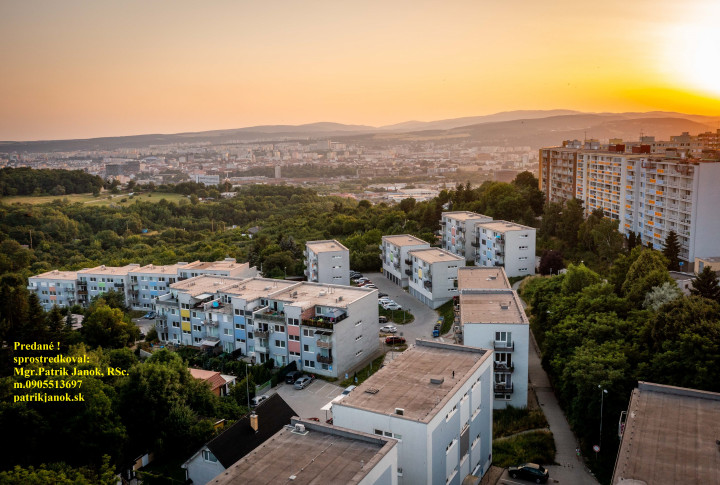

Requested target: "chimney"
[{"left": 250, "top": 412, "right": 259, "bottom": 432}]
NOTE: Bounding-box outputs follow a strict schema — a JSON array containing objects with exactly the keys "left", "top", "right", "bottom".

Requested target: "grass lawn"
[
  {"left": 493, "top": 405, "right": 549, "bottom": 439},
  {"left": 338, "top": 354, "right": 386, "bottom": 388},
  {"left": 1, "top": 191, "right": 186, "bottom": 207},
  {"left": 379, "top": 306, "right": 414, "bottom": 324},
  {"left": 436, "top": 299, "right": 456, "bottom": 334},
  {"left": 492, "top": 430, "right": 556, "bottom": 468}
]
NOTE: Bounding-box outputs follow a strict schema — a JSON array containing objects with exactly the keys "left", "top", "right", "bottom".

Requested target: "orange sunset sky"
[{"left": 1, "top": 0, "right": 719, "bottom": 141}]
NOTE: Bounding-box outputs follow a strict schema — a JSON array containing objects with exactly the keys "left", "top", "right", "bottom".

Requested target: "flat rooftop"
[
  {"left": 306, "top": 239, "right": 348, "bottom": 253},
  {"left": 270, "top": 282, "right": 375, "bottom": 310},
  {"left": 697, "top": 256, "right": 720, "bottom": 263},
  {"left": 459, "top": 291, "right": 528, "bottom": 325},
  {"left": 612, "top": 382, "right": 720, "bottom": 485},
  {"left": 477, "top": 220, "right": 534, "bottom": 233},
  {"left": 171, "top": 275, "right": 247, "bottom": 298},
  {"left": 410, "top": 248, "right": 464, "bottom": 264},
  {"left": 130, "top": 261, "right": 201, "bottom": 274},
  {"left": 382, "top": 234, "right": 429, "bottom": 247},
  {"left": 30, "top": 270, "right": 78, "bottom": 281},
  {"left": 223, "top": 278, "right": 298, "bottom": 302},
  {"left": 210, "top": 420, "right": 395, "bottom": 485},
  {"left": 336, "top": 340, "right": 490, "bottom": 423},
  {"left": 458, "top": 267, "right": 510, "bottom": 290},
  {"left": 442, "top": 211, "right": 491, "bottom": 222},
  {"left": 184, "top": 259, "right": 248, "bottom": 271},
  {"left": 77, "top": 264, "right": 140, "bottom": 276}
]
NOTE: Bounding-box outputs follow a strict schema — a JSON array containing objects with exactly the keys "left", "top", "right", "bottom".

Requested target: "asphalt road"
[{"left": 274, "top": 379, "right": 344, "bottom": 421}]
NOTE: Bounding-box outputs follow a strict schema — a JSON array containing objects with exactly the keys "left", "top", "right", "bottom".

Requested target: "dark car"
[
  {"left": 378, "top": 292, "right": 388, "bottom": 298},
  {"left": 385, "top": 336, "right": 406, "bottom": 345},
  {"left": 285, "top": 370, "right": 304, "bottom": 384},
  {"left": 508, "top": 463, "right": 549, "bottom": 483}
]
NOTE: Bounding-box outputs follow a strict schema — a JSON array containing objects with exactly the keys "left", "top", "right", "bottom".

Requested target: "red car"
[{"left": 385, "top": 336, "right": 406, "bottom": 345}]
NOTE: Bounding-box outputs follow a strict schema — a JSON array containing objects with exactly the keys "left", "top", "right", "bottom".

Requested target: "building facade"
[
  {"left": 27, "top": 270, "right": 80, "bottom": 311},
  {"left": 441, "top": 211, "right": 492, "bottom": 263},
  {"left": 380, "top": 235, "right": 431, "bottom": 287},
  {"left": 474, "top": 221, "right": 536, "bottom": 278},
  {"left": 305, "top": 239, "right": 350, "bottom": 286},
  {"left": 406, "top": 248, "right": 464, "bottom": 309},
  {"left": 333, "top": 339, "right": 494, "bottom": 485}
]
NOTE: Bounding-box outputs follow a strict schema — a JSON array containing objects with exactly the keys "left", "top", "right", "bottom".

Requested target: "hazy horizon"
[{"left": 2, "top": 0, "right": 720, "bottom": 141}]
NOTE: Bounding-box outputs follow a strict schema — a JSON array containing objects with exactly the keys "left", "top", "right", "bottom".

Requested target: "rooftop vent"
[
  {"left": 264, "top": 286, "right": 271, "bottom": 290},
  {"left": 365, "top": 387, "right": 380, "bottom": 394},
  {"left": 338, "top": 296, "right": 343, "bottom": 302},
  {"left": 319, "top": 291, "right": 326, "bottom": 296},
  {"left": 500, "top": 303, "right": 509, "bottom": 310},
  {"left": 395, "top": 408, "right": 404, "bottom": 416},
  {"left": 430, "top": 376, "right": 444, "bottom": 385},
  {"left": 292, "top": 424, "right": 308, "bottom": 435}
]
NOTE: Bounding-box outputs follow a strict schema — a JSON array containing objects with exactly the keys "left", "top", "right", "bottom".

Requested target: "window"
[
  {"left": 202, "top": 450, "right": 218, "bottom": 463},
  {"left": 192, "top": 325, "right": 201, "bottom": 332},
  {"left": 290, "top": 351, "right": 300, "bottom": 357},
  {"left": 374, "top": 429, "right": 383, "bottom": 436},
  {"left": 289, "top": 335, "right": 300, "bottom": 341},
  {"left": 519, "top": 268, "right": 528, "bottom": 272},
  {"left": 192, "top": 311, "right": 197, "bottom": 318},
  {"left": 303, "top": 329, "right": 314, "bottom": 337},
  {"left": 224, "top": 328, "right": 231, "bottom": 336},
  {"left": 355, "top": 335, "right": 363, "bottom": 341},
  {"left": 235, "top": 323, "right": 244, "bottom": 329},
  {"left": 235, "top": 308, "right": 242, "bottom": 315},
  {"left": 519, "top": 245, "right": 529, "bottom": 250},
  {"left": 172, "top": 322, "right": 180, "bottom": 328},
  {"left": 304, "top": 344, "right": 312, "bottom": 352},
  {"left": 289, "top": 318, "right": 299, "bottom": 326},
  {"left": 355, "top": 350, "right": 363, "bottom": 357},
  {"left": 304, "top": 360, "right": 315, "bottom": 368},
  {"left": 274, "top": 340, "right": 286, "bottom": 348},
  {"left": 273, "top": 324, "right": 285, "bottom": 333}
]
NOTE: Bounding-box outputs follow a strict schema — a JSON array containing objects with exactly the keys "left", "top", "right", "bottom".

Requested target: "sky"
[{"left": 1, "top": 0, "right": 720, "bottom": 141}]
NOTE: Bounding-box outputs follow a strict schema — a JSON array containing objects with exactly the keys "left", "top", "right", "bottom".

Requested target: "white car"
[
  {"left": 378, "top": 297, "right": 392, "bottom": 304},
  {"left": 380, "top": 325, "right": 397, "bottom": 333},
  {"left": 383, "top": 302, "right": 402, "bottom": 311}
]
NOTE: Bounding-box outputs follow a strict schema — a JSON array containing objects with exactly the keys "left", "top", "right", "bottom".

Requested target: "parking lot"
[{"left": 274, "top": 379, "right": 344, "bottom": 421}]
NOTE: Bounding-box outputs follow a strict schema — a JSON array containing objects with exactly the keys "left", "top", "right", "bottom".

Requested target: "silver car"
[{"left": 294, "top": 376, "right": 314, "bottom": 389}]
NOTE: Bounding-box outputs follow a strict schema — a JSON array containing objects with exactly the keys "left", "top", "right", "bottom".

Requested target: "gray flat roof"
[
  {"left": 336, "top": 340, "right": 490, "bottom": 423},
  {"left": 612, "top": 382, "right": 720, "bottom": 485},
  {"left": 457, "top": 267, "right": 510, "bottom": 290},
  {"left": 306, "top": 239, "right": 349, "bottom": 253},
  {"left": 30, "top": 270, "right": 78, "bottom": 281},
  {"left": 442, "top": 211, "right": 491, "bottom": 222},
  {"left": 459, "top": 291, "right": 527, "bottom": 325},
  {"left": 382, "top": 234, "right": 429, "bottom": 247},
  {"left": 409, "top": 248, "right": 464, "bottom": 264},
  {"left": 477, "top": 220, "right": 534, "bottom": 233},
  {"left": 210, "top": 419, "right": 395, "bottom": 485}
]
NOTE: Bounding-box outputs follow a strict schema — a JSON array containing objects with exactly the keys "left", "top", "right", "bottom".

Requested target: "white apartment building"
[
  {"left": 441, "top": 211, "right": 492, "bottom": 263},
  {"left": 380, "top": 235, "right": 431, "bottom": 287},
  {"left": 211, "top": 418, "right": 399, "bottom": 485},
  {"left": 304, "top": 239, "right": 350, "bottom": 286},
  {"left": 332, "top": 339, "right": 494, "bottom": 485},
  {"left": 76, "top": 264, "right": 140, "bottom": 307},
  {"left": 474, "top": 221, "right": 536, "bottom": 277},
  {"left": 155, "top": 276, "right": 379, "bottom": 379},
  {"left": 193, "top": 174, "right": 221, "bottom": 186},
  {"left": 27, "top": 270, "right": 79, "bottom": 311},
  {"left": 177, "top": 258, "right": 258, "bottom": 280},
  {"left": 541, "top": 143, "right": 720, "bottom": 268},
  {"left": 456, "top": 268, "right": 529, "bottom": 408},
  {"left": 127, "top": 262, "right": 190, "bottom": 310},
  {"left": 406, "top": 248, "right": 464, "bottom": 309}
]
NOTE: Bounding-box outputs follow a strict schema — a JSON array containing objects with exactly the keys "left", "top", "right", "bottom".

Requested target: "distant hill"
[{"left": 1, "top": 110, "right": 717, "bottom": 152}]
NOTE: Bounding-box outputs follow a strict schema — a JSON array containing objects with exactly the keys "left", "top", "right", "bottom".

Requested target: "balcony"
[
  {"left": 255, "top": 344, "right": 268, "bottom": 353},
  {"left": 114, "top": 283, "right": 125, "bottom": 288},
  {"left": 405, "top": 269, "right": 412, "bottom": 276},
  {"left": 254, "top": 330, "right": 269, "bottom": 338},
  {"left": 423, "top": 280, "right": 432, "bottom": 291},
  {"left": 317, "top": 340, "right": 333, "bottom": 349},
  {"left": 494, "top": 383, "right": 514, "bottom": 393},
  {"left": 493, "top": 341, "right": 514, "bottom": 351},
  {"left": 255, "top": 311, "right": 286, "bottom": 323},
  {"left": 317, "top": 354, "right": 333, "bottom": 364},
  {"left": 405, "top": 258, "right": 412, "bottom": 265},
  {"left": 302, "top": 318, "right": 335, "bottom": 331},
  {"left": 471, "top": 241, "right": 480, "bottom": 248},
  {"left": 204, "top": 319, "right": 219, "bottom": 327},
  {"left": 494, "top": 362, "right": 514, "bottom": 373}
]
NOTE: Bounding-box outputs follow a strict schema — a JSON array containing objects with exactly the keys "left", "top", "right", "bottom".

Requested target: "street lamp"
[{"left": 598, "top": 385, "right": 608, "bottom": 451}]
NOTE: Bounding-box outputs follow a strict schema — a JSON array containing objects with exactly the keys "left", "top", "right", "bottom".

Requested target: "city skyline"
[{"left": 2, "top": 0, "right": 720, "bottom": 141}]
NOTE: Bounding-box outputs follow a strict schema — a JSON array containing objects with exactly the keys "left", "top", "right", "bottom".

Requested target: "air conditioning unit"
[{"left": 294, "top": 424, "right": 306, "bottom": 433}]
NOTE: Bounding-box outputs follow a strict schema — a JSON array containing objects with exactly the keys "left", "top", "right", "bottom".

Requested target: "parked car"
[
  {"left": 382, "top": 302, "right": 402, "bottom": 311},
  {"left": 250, "top": 394, "right": 269, "bottom": 407},
  {"left": 143, "top": 311, "right": 156, "bottom": 319},
  {"left": 363, "top": 284, "right": 378, "bottom": 289},
  {"left": 353, "top": 277, "right": 369, "bottom": 284},
  {"left": 508, "top": 463, "right": 549, "bottom": 483},
  {"left": 378, "top": 316, "right": 388, "bottom": 324},
  {"left": 357, "top": 281, "right": 373, "bottom": 287},
  {"left": 378, "top": 297, "right": 392, "bottom": 304},
  {"left": 385, "top": 336, "right": 406, "bottom": 345},
  {"left": 350, "top": 271, "right": 362, "bottom": 278},
  {"left": 341, "top": 385, "right": 356, "bottom": 395},
  {"left": 294, "top": 375, "right": 315, "bottom": 389},
  {"left": 380, "top": 325, "right": 397, "bottom": 333},
  {"left": 285, "top": 370, "right": 304, "bottom": 384},
  {"left": 378, "top": 292, "right": 388, "bottom": 298}
]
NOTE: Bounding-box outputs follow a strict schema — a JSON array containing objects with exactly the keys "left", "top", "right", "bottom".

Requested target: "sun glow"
[{"left": 668, "top": 3, "right": 720, "bottom": 97}]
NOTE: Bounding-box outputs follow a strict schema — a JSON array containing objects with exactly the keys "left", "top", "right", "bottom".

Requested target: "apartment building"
[
  {"left": 155, "top": 276, "right": 379, "bottom": 379},
  {"left": 456, "top": 268, "right": 528, "bottom": 408},
  {"left": 380, "top": 235, "right": 430, "bottom": 287},
  {"left": 406, "top": 248, "right": 464, "bottom": 309},
  {"left": 127, "top": 262, "right": 193, "bottom": 310},
  {"left": 474, "top": 221, "right": 536, "bottom": 277},
  {"left": 176, "top": 258, "right": 258, "bottom": 280},
  {"left": 332, "top": 339, "right": 494, "bottom": 485},
  {"left": 441, "top": 211, "right": 492, "bottom": 263},
  {"left": 76, "top": 264, "right": 140, "bottom": 307},
  {"left": 27, "top": 270, "right": 80, "bottom": 311},
  {"left": 211, "top": 418, "right": 399, "bottom": 485},
  {"left": 304, "top": 239, "right": 350, "bottom": 286}
]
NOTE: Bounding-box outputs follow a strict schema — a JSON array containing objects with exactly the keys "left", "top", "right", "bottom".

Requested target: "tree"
[
  {"left": 538, "top": 250, "right": 564, "bottom": 276},
  {"left": 690, "top": 266, "right": 720, "bottom": 303},
  {"left": 558, "top": 199, "right": 584, "bottom": 248},
  {"left": 627, "top": 231, "right": 637, "bottom": 250},
  {"left": 561, "top": 263, "right": 601, "bottom": 295},
  {"left": 82, "top": 304, "right": 139, "bottom": 348},
  {"left": 662, "top": 230, "right": 681, "bottom": 271},
  {"left": 621, "top": 250, "right": 672, "bottom": 304},
  {"left": 643, "top": 281, "right": 682, "bottom": 311}
]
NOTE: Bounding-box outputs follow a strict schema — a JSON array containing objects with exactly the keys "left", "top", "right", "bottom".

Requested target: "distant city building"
[
  {"left": 304, "top": 240, "right": 350, "bottom": 286},
  {"left": 333, "top": 339, "right": 494, "bottom": 485},
  {"left": 539, "top": 139, "right": 720, "bottom": 268},
  {"left": 406, "top": 248, "right": 463, "bottom": 309},
  {"left": 274, "top": 165, "right": 281, "bottom": 178},
  {"left": 695, "top": 256, "right": 720, "bottom": 273},
  {"left": 194, "top": 174, "right": 221, "bottom": 186},
  {"left": 474, "top": 221, "right": 536, "bottom": 278},
  {"left": 456, "top": 267, "right": 528, "bottom": 408},
  {"left": 612, "top": 382, "right": 720, "bottom": 485},
  {"left": 380, "top": 235, "right": 431, "bottom": 287}
]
